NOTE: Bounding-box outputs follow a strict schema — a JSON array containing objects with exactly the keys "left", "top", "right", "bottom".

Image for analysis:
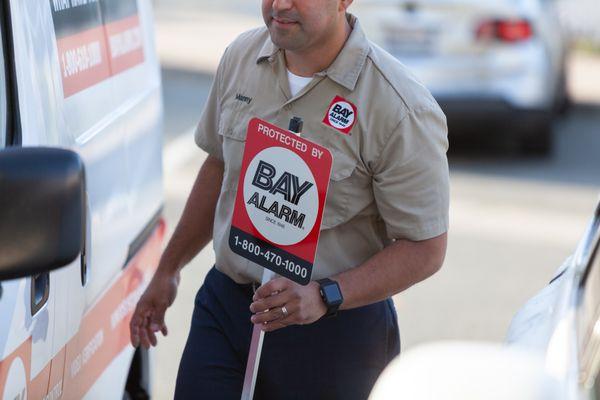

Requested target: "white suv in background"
[{"left": 353, "top": 0, "right": 569, "bottom": 154}]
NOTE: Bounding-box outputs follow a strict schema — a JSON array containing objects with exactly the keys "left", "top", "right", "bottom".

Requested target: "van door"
[
  {"left": 0, "top": 4, "right": 58, "bottom": 399},
  {"left": 37, "top": 0, "right": 163, "bottom": 397},
  {"left": 43, "top": 0, "right": 134, "bottom": 397},
  {"left": 5, "top": 0, "right": 130, "bottom": 397}
]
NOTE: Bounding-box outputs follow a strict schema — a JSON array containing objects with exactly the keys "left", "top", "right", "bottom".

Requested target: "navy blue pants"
[{"left": 174, "top": 267, "right": 400, "bottom": 400}]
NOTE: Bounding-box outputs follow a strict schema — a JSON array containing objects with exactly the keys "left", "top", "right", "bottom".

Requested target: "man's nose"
[{"left": 272, "top": 0, "right": 294, "bottom": 12}]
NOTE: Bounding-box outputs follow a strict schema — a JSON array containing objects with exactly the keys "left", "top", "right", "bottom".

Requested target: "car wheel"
[
  {"left": 521, "top": 120, "right": 553, "bottom": 156},
  {"left": 554, "top": 70, "right": 570, "bottom": 116}
]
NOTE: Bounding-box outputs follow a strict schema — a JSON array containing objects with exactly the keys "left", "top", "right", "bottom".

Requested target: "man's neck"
[{"left": 284, "top": 18, "right": 352, "bottom": 77}]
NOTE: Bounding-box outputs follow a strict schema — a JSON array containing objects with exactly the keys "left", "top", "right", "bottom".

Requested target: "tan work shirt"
[{"left": 195, "top": 15, "right": 450, "bottom": 284}]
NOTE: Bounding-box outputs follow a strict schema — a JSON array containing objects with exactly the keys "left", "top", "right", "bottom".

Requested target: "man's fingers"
[
  {"left": 251, "top": 302, "right": 297, "bottom": 325},
  {"left": 251, "top": 310, "right": 279, "bottom": 325},
  {"left": 147, "top": 327, "right": 158, "bottom": 347},
  {"left": 130, "top": 318, "right": 140, "bottom": 347},
  {"left": 131, "top": 302, "right": 169, "bottom": 348},
  {"left": 130, "top": 305, "right": 149, "bottom": 347},
  {"left": 148, "top": 322, "right": 168, "bottom": 337},
  {"left": 143, "top": 308, "right": 168, "bottom": 345},
  {"left": 249, "top": 291, "right": 290, "bottom": 313},
  {"left": 253, "top": 277, "right": 289, "bottom": 300},
  {"left": 139, "top": 318, "right": 152, "bottom": 349},
  {"left": 150, "top": 307, "right": 168, "bottom": 337}
]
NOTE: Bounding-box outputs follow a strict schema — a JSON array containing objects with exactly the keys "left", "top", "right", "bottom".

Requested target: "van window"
[{"left": 0, "top": 24, "right": 6, "bottom": 149}]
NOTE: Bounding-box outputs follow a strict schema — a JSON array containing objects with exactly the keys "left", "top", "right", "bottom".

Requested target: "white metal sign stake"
[{"left": 240, "top": 268, "right": 274, "bottom": 400}]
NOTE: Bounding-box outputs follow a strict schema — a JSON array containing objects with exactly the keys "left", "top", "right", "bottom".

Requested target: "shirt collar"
[
  {"left": 256, "top": 13, "right": 371, "bottom": 92},
  {"left": 256, "top": 37, "right": 278, "bottom": 64}
]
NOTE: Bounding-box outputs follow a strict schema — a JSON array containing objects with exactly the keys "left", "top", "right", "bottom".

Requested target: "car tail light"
[{"left": 476, "top": 19, "right": 533, "bottom": 43}]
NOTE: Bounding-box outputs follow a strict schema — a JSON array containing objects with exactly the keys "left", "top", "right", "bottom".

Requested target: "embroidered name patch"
[{"left": 322, "top": 96, "right": 357, "bottom": 135}]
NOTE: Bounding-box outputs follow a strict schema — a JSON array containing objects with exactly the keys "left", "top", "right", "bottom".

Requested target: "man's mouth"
[{"left": 272, "top": 16, "right": 299, "bottom": 26}]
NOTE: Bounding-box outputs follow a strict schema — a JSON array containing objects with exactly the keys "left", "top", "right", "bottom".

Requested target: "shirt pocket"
[
  {"left": 218, "top": 104, "right": 249, "bottom": 190},
  {"left": 322, "top": 149, "right": 357, "bottom": 229}
]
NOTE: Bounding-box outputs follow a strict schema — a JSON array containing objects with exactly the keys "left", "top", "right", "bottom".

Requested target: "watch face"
[{"left": 322, "top": 283, "right": 342, "bottom": 303}]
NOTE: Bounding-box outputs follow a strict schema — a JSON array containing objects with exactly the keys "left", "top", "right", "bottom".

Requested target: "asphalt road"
[{"left": 152, "top": 3, "right": 600, "bottom": 398}]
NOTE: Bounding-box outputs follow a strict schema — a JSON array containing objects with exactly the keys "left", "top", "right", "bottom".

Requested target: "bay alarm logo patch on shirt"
[
  {"left": 322, "top": 96, "right": 357, "bottom": 135},
  {"left": 229, "top": 118, "right": 332, "bottom": 285}
]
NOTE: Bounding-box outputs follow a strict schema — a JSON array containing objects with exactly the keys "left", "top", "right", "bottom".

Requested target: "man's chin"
[{"left": 268, "top": 32, "right": 304, "bottom": 51}]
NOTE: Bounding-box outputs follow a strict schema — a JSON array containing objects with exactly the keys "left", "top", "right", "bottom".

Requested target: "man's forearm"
[
  {"left": 159, "top": 155, "right": 224, "bottom": 275},
  {"left": 334, "top": 232, "right": 447, "bottom": 310}
]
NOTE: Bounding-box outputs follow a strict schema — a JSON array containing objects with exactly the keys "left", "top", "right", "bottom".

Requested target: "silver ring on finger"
[{"left": 281, "top": 305, "right": 289, "bottom": 319}]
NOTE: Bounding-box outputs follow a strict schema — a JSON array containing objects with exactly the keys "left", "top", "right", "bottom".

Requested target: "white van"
[{"left": 0, "top": 0, "right": 164, "bottom": 399}]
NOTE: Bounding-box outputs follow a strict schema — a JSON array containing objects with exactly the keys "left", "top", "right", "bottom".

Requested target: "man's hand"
[
  {"left": 130, "top": 269, "right": 180, "bottom": 348},
  {"left": 250, "top": 277, "right": 327, "bottom": 332},
  {"left": 129, "top": 155, "right": 223, "bottom": 348}
]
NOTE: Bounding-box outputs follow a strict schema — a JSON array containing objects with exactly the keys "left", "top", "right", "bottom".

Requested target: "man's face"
[{"left": 262, "top": 0, "right": 342, "bottom": 51}]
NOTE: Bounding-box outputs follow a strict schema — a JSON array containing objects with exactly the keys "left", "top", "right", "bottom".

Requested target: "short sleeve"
[
  {"left": 194, "top": 48, "right": 229, "bottom": 160},
  {"left": 372, "top": 106, "right": 449, "bottom": 241}
]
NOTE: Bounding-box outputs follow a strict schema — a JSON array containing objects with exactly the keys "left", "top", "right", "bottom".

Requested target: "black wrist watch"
[{"left": 317, "top": 278, "right": 343, "bottom": 317}]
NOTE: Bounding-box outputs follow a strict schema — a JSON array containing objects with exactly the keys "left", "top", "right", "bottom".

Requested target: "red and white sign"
[
  {"left": 57, "top": 26, "right": 112, "bottom": 98},
  {"left": 322, "top": 95, "right": 357, "bottom": 135},
  {"left": 229, "top": 118, "right": 332, "bottom": 285},
  {"left": 54, "top": 10, "right": 145, "bottom": 98},
  {"left": 105, "top": 15, "right": 145, "bottom": 75}
]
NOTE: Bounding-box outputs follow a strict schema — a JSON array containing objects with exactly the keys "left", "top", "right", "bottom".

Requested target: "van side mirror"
[{"left": 0, "top": 147, "right": 85, "bottom": 280}]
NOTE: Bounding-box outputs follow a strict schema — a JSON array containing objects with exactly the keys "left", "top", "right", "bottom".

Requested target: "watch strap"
[{"left": 317, "top": 278, "right": 343, "bottom": 317}]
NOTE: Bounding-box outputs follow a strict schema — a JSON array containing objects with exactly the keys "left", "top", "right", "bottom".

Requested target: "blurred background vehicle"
[
  {"left": 506, "top": 199, "right": 600, "bottom": 398},
  {"left": 370, "top": 199, "right": 600, "bottom": 399},
  {"left": 369, "top": 342, "right": 563, "bottom": 399},
  {"left": 352, "top": 0, "right": 569, "bottom": 155}
]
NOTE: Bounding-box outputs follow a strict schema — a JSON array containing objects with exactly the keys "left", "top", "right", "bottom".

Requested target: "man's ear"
[{"left": 340, "top": 0, "right": 354, "bottom": 12}]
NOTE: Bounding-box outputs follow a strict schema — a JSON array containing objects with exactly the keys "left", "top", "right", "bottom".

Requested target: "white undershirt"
[{"left": 287, "top": 70, "right": 313, "bottom": 97}]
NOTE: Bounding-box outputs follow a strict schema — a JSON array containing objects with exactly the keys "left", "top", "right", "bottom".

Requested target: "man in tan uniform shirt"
[{"left": 131, "top": 0, "right": 449, "bottom": 398}]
